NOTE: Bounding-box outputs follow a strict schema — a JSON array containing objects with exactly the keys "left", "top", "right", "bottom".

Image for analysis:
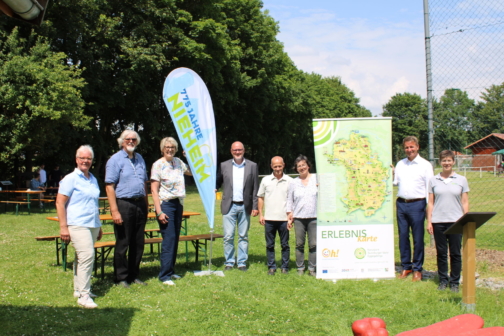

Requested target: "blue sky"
[{"left": 261, "top": 0, "right": 428, "bottom": 115}]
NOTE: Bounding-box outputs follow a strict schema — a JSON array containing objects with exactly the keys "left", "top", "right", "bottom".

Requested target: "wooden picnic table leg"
[
  {"left": 101, "top": 247, "right": 105, "bottom": 279},
  {"left": 190, "top": 239, "right": 208, "bottom": 264},
  {"left": 203, "top": 239, "right": 208, "bottom": 265},
  {"left": 61, "top": 241, "right": 67, "bottom": 271},
  {"left": 194, "top": 239, "right": 199, "bottom": 262},
  {"left": 94, "top": 248, "right": 98, "bottom": 277},
  {"left": 182, "top": 218, "right": 189, "bottom": 263},
  {"left": 26, "top": 193, "right": 31, "bottom": 214},
  {"left": 55, "top": 238, "right": 60, "bottom": 265}
]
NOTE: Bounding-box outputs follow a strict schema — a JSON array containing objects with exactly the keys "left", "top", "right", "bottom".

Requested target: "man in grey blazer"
[{"left": 216, "top": 141, "right": 259, "bottom": 271}]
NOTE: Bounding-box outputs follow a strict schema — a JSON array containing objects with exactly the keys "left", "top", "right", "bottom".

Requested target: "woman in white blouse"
[
  {"left": 151, "top": 137, "right": 192, "bottom": 286},
  {"left": 286, "top": 155, "right": 318, "bottom": 276}
]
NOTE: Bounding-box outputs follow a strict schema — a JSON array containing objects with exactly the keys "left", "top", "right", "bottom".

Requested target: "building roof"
[{"left": 464, "top": 133, "right": 504, "bottom": 149}]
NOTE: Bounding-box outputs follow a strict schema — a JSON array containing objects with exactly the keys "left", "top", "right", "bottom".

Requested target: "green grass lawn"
[
  {"left": 462, "top": 172, "right": 504, "bottom": 250},
  {"left": 1, "top": 183, "right": 504, "bottom": 335}
]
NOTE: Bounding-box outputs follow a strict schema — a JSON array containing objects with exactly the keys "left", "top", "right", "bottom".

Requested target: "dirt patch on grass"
[{"left": 424, "top": 246, "right": 504, "bottom": 278}]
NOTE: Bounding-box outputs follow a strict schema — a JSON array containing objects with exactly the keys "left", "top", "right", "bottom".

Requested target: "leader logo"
[{"left": 354, "top": 248, "right": 366, "bottom": 259}]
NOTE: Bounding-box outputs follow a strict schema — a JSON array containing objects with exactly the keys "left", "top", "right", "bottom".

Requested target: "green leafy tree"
[
  {"left": 433, "top": 88, "right": 474, "bottom": 154},
  {"left": 382, "top": 93, "right": 428, "bottom": 162},
  {"left": 469, "top": 83, "right": 504, "bottom": 142},
  {"left": 304, "top": 73, "right": 371, "bottom": 119},
  {"left": 40, "top": 0, "right": 320, "bottom": 173},
  {"left": 0, "top": 28, "right": 88, "bottom": 180},
  {"left": 0, "top": 0, "right": 370, "bottom": 177}
]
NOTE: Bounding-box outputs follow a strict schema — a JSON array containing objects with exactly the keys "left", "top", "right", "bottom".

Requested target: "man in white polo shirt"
[
  {"left": 258, "top": 156, "right": 293, "bottom": 275},
  {"left": 393, "top": 136, "right": 433, "bottom": 282}
]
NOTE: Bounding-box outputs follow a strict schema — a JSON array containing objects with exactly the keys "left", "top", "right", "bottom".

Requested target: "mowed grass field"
[
  {"left": 433, "top": 170, "right": 504, "bottom": 250},
  {"left": 1, "top": 173, "right": 503, "bottom": 335}
]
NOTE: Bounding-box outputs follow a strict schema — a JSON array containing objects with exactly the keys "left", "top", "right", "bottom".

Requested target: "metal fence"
[{"left": 426, "top": 0, "right": 504, "bottom": 249}]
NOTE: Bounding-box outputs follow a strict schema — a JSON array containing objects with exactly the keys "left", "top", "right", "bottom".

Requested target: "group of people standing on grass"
[
  {"left": 224, "top": 135, "right": 470, "bottom": 290},
  {"left": 56, "top": 130, "right": 194, "bottom": 309},
  {"left": 54, "top": 130, "right": 468, "bottom": 310},
  {"left": 394, "top": 136, "right": 469, "bottom": 293},
  {"left": 54, "top": 132, "right": 318, "bottom": 309},
  {"left": 216, "top": 142, "right": 318, "bottom": 276}
]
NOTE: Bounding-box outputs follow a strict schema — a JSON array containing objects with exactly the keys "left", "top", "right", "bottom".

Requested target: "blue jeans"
[
  {"left": 433, "top": 222, "right": 462, "bottom": 285},
  {"left": 265, "top": 221, "right": 290, "bottom": 269},
  {"left": 396, "top": 199, "right": 426, "bottom": 272},
  {"left": 158, "top": 199, "right": 183, "bottom": 282},
  {"left": 223, "top": 203, "right": 250, "bottom": 267}
]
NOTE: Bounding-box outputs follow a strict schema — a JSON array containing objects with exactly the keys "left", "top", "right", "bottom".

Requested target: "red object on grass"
[
  {"left": 369, "top": 318, "right": 386, "bottom": 329},
  {"left": 396, "top": 314, "right": 484, "bottom": 336},
  {"left": 454, "top": 327, "right": 504, "bottom": 336},
  {"left": 362, "top": 328, "right": 389, "bottom": 336},
  {"left": 352, "top": 318, "right": 387, "bottom": 336}
]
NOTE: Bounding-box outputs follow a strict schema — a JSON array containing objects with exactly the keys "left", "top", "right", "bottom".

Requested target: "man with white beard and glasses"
[{"left": 105, "top": 130, "right": 149, "bottom": 288}]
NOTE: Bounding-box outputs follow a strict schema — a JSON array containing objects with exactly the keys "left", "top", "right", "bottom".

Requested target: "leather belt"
[
  {"left": 397, "top": 197, "right": 425, "bottom": 203},
  {"left": 118, "top": 197, "right": 144, "bottom": 202},
  {"left": 232, "top": 201, "right": 244, "bottom": 205}
]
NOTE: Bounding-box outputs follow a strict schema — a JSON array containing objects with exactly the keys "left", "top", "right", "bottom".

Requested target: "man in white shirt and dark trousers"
[
  {"left": 257, "top": 156, "right": 293, "bottom": 275},
  {"left": 393, "top": 136, "right": 433, "bottom": 282}
]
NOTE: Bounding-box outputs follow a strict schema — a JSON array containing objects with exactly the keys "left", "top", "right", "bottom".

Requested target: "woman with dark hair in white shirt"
[{"left": 286, "top": 155, "right": 318, "bottom": 276}]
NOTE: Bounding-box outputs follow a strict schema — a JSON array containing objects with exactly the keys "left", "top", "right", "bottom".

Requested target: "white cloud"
[{"left": 273, "top": 9, "right": 427, "bottom": 115}]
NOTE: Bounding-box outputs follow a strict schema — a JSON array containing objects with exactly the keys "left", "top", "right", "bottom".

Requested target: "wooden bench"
[
  {"left": 93, "top": 234, "right": 224, "bottom": 279},
  {"left": 0, "top": 200, "right": 30, "bottom": 215},
  {"left": 16, "top": 198, "right": 55, "bottom": 212},
  {"left": 35, "top": 230, "right": 160, "bottom": 269},
  {"left": 16, "top": 197, "right": 54, "bottom": 203}
]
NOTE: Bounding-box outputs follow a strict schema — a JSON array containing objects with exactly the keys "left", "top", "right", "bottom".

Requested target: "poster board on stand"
[{"left": 313, "top": 118, "right": 395, "bottom": 280}]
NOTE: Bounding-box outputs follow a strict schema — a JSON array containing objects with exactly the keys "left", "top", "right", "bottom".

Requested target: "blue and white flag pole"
[{"left": 163, "top": 67, "right": 223, "bottom": 276}]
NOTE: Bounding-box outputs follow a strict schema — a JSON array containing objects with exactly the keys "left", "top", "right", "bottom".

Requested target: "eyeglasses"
[
  {"left": 164, "top": 146, "right": 176, "bottom": 150},
  {"left": 125, "top": 138, "right": 137, "bottom": 142},
  {"left": 231, "top": 149, "right": 244, "bottom": 152},
  {"left": 77, "top": 157, "right": 93, "bottom": 162}
]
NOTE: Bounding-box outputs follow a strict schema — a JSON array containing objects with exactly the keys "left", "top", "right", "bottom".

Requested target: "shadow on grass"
[{"left": 0, "top": 304, "right": 137, "bottom": 335}]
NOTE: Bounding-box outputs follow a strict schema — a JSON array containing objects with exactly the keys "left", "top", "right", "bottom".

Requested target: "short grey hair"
[
  {"left": 160, "top": 137, "right": 178, "bottom": 154},
  {"left": 117, "top": 130, "right": 141, "bottom": 148},
  {"left": 403, "top": 136, "right": 419, "bottom": 146},
  {"left": 76, "top": 145, "right": 94, "bottom": 159}
]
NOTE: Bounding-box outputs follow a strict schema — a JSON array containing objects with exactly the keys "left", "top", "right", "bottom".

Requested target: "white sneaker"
[
  {"left": 171, "top": 274, "right": 181, "bottom": 280},
  {"left": 74, "top": 290, "right": 98, "bottom": 298},
  {"left": 162, "top": 280, "right": 176, "bottom": 286},
  {"left": 77, "top": 295, "right": 98, "bottom": 309}
]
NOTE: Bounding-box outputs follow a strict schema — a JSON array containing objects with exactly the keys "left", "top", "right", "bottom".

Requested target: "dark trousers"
[
  {"left": 265, "top": 220, "right": 290, "bottom": 269},
  {"left": 294, "top": 218, "right": 317, "bottom": 271},
  {"left": 433, "top": 222, "right": 462, "bottom": 285},
  {"left": 114, "top": 199, "right": 147, "bottom": 283},
  {"left": 396, "top": 199, "right": 426, "bottom": 271},
  {"left": 158, "top": 199, "right": 183, "bottom": 282}
]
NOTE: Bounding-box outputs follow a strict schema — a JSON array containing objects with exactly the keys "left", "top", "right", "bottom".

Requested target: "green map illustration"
[{"left": 313, "top": 119, "right": 393, "bottom": 225}]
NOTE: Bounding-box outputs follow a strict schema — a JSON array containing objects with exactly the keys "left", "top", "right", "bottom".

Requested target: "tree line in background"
[
  {"left": 0, "top": 0, "right": 370, "bottom": 186},
  {"left": 383, "top": 85, "right": 504, "bottom": 163}
]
